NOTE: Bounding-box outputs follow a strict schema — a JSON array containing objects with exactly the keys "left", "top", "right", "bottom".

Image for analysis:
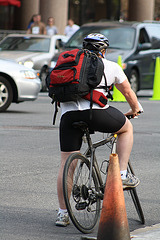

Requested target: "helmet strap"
[{"left": 99, "top": 51, "right": 104, "bottom": 58}]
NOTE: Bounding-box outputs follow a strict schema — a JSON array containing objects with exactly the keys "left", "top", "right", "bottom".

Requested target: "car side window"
[
  {"left": 145, "top": 25, "right": 160, "bottom": 49},
  {"left": 55, "top": 39, "right": 63, "bottom": 49},
  {"left": 138, "top": 28, "right": 150, "bottom": 44}
]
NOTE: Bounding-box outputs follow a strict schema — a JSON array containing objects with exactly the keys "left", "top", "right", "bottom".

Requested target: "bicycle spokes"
[{"left": 63, "top": 153, "right": 101, "bottom": 233}]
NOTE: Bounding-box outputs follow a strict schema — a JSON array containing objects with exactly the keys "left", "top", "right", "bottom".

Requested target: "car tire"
[
  {"left": 40, "top": 66, "right": 49, "bottom": 92},
  {"left": 0, "top": 76, "right": 13, "bottom": 112},
  {"left": 130, "top": 69, "right": 139, "bottom": 93}
]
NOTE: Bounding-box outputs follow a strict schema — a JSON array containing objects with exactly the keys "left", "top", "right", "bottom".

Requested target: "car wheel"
[
  {"left": 0, "top": 76, "right": 13, "bottom": 112},
  {"left": 40, "top": 66, "right": 49, "bottom": 92},
  {"left": 129, "top": 69, "right": 139, "bottom": 93}
]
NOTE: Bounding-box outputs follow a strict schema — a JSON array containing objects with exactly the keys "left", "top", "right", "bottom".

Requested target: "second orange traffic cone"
[{"left": 97, "top": 153, "right": 130, "bottom": 240}]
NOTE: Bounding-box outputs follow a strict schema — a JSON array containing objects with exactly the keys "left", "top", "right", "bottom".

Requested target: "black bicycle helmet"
[{"left": 83, "top": 33, "right": 109, "bottom": 52}]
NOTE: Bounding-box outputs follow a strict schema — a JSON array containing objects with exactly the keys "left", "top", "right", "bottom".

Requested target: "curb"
[
  {"left": 131, "top": 224, "right": 160, "bottom": 239},
  {"left": 81, "top": 224, "right": 160, "bottom": 240}
]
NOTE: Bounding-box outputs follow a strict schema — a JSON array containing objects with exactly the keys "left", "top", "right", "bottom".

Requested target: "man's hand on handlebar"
[
  {"left": 125, "top": 109, "right": 142, "bottom": 119},
  {"left": 125, "top": 102, "right": 144, "bottom": 119}
]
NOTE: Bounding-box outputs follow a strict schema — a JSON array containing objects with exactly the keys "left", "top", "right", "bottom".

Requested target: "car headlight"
[
  {"left": 23, "top": 60, "right": 34, "bottom": 69},
  {"left": 20, "top": 70, "right": 37, "bottom": 79}
]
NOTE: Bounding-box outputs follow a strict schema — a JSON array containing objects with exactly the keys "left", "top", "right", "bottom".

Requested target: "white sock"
[
  {"left": 58, "top": 208, "right": 68, "bottom": 216},
  {"left": 120, "top": 170, "right": 127, "bottom": 180}
]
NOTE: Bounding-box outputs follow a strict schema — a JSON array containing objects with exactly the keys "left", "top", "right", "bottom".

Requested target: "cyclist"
[{"left": 55, "top": 33, "right": 142, "bottom": 226}]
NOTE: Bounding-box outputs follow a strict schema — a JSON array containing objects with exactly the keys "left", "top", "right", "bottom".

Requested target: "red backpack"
[{"left": 46, "top": 48, "right": 111, "bottom": 124}]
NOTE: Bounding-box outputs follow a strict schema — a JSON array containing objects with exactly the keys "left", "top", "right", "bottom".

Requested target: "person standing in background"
[
  {"left": 27, "top": 14, "right": 37, "bottom": 30},
  {"left": 64, "top": 19, "right": 80, "bottom": 38},
  {"left": 27, "top": 14, "right": 46, "bottom": 35},
  {"left": 46, "top": 17, "right": 58, "bottom": 36}
]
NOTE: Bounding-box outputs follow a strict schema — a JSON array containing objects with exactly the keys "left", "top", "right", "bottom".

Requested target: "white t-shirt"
[
  {"left": 64, "top": 24, "right": 80, "bottom": 37},
  {"left": 46, "top": 25, "right": 58, "bottom": 35},
  {"left": 60, "top": 58, "right": 127, "bottom": 116}
]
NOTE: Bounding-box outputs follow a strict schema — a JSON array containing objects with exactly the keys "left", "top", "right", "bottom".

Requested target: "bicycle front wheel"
[{"left": 63, "top": 153, "right": 101, "bottom": 234}]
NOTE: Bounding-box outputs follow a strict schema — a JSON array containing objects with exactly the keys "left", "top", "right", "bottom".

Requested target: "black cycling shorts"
[{"left": 60, "top": 106, "right": 126, "bottom": 152}]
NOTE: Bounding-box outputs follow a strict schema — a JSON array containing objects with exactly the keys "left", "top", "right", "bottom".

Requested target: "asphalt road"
[{"left": 0, "top": 92, "right": 160, "bottom": 240}]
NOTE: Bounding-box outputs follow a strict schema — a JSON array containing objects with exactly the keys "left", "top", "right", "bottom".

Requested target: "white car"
[
  {"left": 0, "top": 34, "right": 69, "bottom": 91},
  {"left": 0, "top": 58, "right": 41, "bottom": 112}
]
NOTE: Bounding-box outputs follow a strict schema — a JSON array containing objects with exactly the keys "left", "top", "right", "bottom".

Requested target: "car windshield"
[
  {"left": 0, "top": 36, "right": 51, "bottom": 52},
  {"left": 65, "top": 26, "right": 135, "bottom": 50}
]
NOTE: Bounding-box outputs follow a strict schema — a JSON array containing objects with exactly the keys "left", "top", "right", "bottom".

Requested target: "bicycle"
[{"left": 63, "top": 116, "right": 145, "bottom": 234}]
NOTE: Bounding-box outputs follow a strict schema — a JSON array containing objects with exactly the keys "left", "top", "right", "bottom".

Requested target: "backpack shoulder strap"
[
  {"left": 53, "top": 101, "right": 58, "bottom": 125},
  {"left": 100, "top": 73, "right": 113, "bottom": 100}
]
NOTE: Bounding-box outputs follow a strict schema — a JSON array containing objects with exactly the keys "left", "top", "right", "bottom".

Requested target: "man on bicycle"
[{"left": 55, "top": 33, "right": 142, "bottom": 226}]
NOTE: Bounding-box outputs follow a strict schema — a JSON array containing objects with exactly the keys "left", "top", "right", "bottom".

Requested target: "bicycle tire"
[
  {"left": 128, "top": 161, "right": 145, "bottom": 224},
  {"left": 63, "top": 153, "right": 101, "bottom": 234}
]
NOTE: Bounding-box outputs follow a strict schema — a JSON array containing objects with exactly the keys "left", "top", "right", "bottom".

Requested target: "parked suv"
[{"left": 51, "top": 21, "right": 160, "bottom": 93}]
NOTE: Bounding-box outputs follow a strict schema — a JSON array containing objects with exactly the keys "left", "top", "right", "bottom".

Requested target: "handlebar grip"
[
  {"left": 126, "top": 115, "right": 133, "bottom": 119},
  {"left": 126, "top": 110, "right": 143, "bottom": 119}
]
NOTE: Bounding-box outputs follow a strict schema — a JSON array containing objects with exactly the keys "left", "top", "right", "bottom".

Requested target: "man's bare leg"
[
  {"left": 57, "top": 151, "right": 79, "bottom": 210},
  {"left": 116, "top": 118, "right": 133, "bottom": 171}
]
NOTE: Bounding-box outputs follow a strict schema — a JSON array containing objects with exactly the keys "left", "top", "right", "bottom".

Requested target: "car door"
[
  {"left": 145, "top": 24, "right": 160, "bottom": 64},
  {"left": 138, "top": 25, "right": 160, "bottom": 89},
  {"left": 134, "top": 27, "right": 155, "bottom": 89}
]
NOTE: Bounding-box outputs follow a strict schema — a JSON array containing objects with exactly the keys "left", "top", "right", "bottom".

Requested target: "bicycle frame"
[
  {"left": 63, "top": 113, "right": 145, "bottom": 233},
  {"left": 82, "top": 130, "right": 144, "bottom": 223},
  {"left": 63, "top": 121, "right": 145, "bottom": 234},
  {"left": 83, "top": 130, "right": 117, "bottom": 191}
]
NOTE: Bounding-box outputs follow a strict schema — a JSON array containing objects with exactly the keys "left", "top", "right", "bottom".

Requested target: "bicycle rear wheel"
[
  {"left": 63, "top": 153, "right": 101, "bottom": 233},
  {"left": 128, "top": 160, "right": 145, "bottom": 224}
]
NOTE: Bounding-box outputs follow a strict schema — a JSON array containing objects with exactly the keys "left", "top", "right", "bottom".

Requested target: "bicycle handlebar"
[
  {"left": 126, "top": 101, "right": 144, "bottom": 119},
  {"left": 126, "top": 110, "right": 143, "bottom": 119}
]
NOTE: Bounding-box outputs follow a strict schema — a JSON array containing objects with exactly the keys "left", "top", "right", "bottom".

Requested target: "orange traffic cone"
[{"left": 97, "top": 153, "right": 130, "bottom": 240}]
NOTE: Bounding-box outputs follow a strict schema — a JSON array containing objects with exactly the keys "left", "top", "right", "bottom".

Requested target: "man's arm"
[{"left": 115, "top": 79, "right": 141, "bottom": 117}]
